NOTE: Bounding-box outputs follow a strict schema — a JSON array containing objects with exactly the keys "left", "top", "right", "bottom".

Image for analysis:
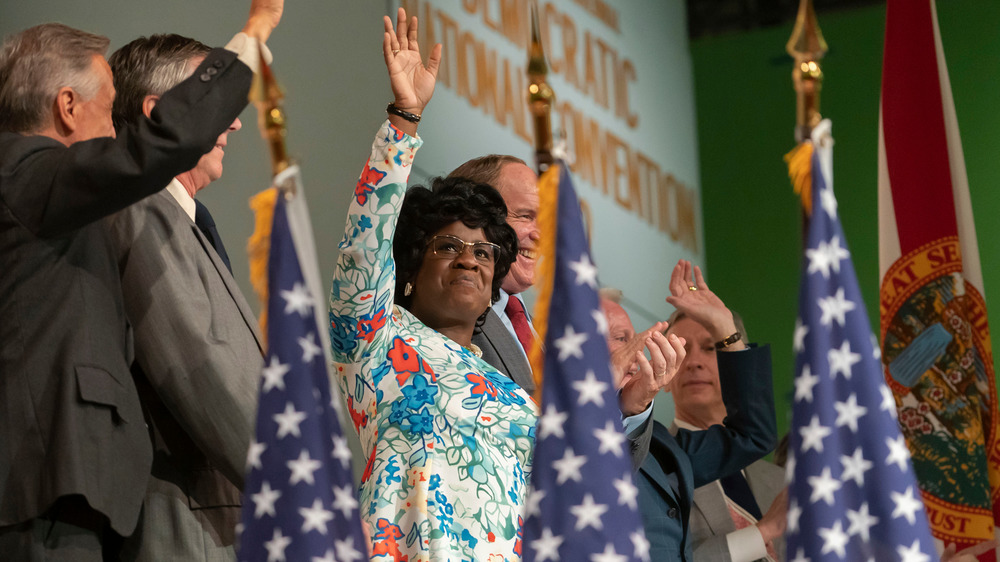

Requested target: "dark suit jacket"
[
  {"left": 472, "top": 308, "right": 534, "bottom": 393},
  {"left": 636, "top": 346, "right": 776, "bottom": 562},
  {"left": 107, "top": 190, "right": 263, "bottom": 560},
  {"left": 0, "top": 49, "right": 252, "bottom": 536},
  {"left": 671, "top": 418, "right": 786, "bottom": 562}
]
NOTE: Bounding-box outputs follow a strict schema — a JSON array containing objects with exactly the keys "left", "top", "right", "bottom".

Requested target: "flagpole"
[
  {"left": 786, "top": 0, "right": 827, "bottom": 144},
  {"left": 251, "top": 44, "right": 293, "bottom": 189},
  {"left": 527, "top": 3, "right": 554, "bottom": 175}
]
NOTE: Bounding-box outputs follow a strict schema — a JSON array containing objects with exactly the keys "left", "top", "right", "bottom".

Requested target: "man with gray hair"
[
  {"left": 104, "top": 33, "right": 264, "bottom": 561},
  {"left": 0, "top": 2, "right": 282, "bottom": 558}
]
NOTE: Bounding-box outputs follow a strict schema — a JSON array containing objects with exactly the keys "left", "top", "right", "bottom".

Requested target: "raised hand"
[
  {"left": 243, "top": 0, "right": 284, "bottom": 43},
  {"left": 665, "top": 259, "right": 742, "bottom": 348},
  {"left": 383, "top": 8, "right": 442, "bottom": 120}
]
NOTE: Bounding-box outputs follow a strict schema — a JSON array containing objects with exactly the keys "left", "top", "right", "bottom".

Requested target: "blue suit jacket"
[{"left": 636, "top": 345, "right": 776, "bottom": 562}]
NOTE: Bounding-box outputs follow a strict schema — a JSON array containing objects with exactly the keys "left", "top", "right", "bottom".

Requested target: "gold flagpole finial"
[
  {"left": 786, "top": 0, "right": 828, "bottom": 142},
  {"left": 527, "top": 3, "right": 555, "bottom": 175},
  {"left": 250, "top": 43, "right": 293, "bottom": 185}
]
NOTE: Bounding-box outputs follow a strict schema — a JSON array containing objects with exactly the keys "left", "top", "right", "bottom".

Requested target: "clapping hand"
[
  {"left": 613, "top": 321, "right": 686, "bottom": 416},
  {"left": 383, "top": 7, "right": 442, "bottom": 135}
]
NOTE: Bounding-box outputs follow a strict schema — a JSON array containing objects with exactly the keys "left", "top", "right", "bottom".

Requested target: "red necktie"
[{"left": 504, "top": 297, "right": 535, "bottom": 354}]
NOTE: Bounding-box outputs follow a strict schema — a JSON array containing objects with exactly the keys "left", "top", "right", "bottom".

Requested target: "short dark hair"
[
  {"left": 448, "top": 154, "right": 527, "bottom": 188},
  {"left": 0, "top": 23, "right": 109, "bottom": 133},
  {"left": 108, "top": 34, "right": 210, "bottom": 131},
  {"left": 394, "top": 176, "right": 518, "bottom": 308}
]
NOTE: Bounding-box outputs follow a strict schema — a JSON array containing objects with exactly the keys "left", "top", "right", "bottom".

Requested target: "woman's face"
[{"left": 408, "top": 221, "right": 495, "bottom": 330}]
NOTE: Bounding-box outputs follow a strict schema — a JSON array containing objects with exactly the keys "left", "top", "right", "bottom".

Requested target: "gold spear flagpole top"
[
  {"left": 249, "top": 43, "right": 292, "bottom": 186},
  {"left": 527, "top": 3, "right": 555, "bottom": 174},
  {"left": 786, "top": 0, "right": 828, "bottom": 142}
]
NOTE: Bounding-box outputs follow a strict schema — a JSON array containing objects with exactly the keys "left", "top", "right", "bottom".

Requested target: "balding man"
[{"left": 0, "top": 3, "right": 281, "bottom": 557}]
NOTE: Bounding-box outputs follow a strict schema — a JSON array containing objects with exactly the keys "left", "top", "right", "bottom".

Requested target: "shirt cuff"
[
  {"left": 726, "top": 525, "right": 768, "bottom": 562},
  {"left": 621, "top": 402, "right": 652, "bottom": 435},
  {"left": 224, "top": 32, "right": 274, "bottom": 75}
]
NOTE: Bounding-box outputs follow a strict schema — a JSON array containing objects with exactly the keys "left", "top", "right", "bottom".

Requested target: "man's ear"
[
  {"left": 54, "top": 86, "right": 79, "bottom": 134},
  {"left": 142, "top": 94, "right": 160, "bottom": 119}
]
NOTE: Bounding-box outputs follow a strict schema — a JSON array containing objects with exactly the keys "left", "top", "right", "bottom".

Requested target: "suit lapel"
[
  {"left": 480, "top": 310, "right": 533, "bottom": 392},
  {"left": 190, "top": 224, "right": 264, "bottom": 354}
]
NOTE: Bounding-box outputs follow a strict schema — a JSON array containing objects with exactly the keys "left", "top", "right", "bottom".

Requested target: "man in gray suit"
[
  {"left": 104, "top": 34, "right": 265, "bottom": 561},
  {"left": 667, "top": 312, "right": 787, "bottom": 562},
  {"left": 0, "top": 3, "right": 279, "bottom": 558},
  {"left": 449, "top": 155, "right": 539, "bottom": 393}
]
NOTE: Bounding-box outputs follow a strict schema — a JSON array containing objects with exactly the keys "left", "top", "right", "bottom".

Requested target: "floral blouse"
[{"left": 329, "top": 121, "right": 537, "bottom": 562}]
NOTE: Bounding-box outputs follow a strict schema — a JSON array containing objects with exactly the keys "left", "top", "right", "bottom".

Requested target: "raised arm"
[{"left": 328, "top": 7, "right": 440, "bottom": 363}]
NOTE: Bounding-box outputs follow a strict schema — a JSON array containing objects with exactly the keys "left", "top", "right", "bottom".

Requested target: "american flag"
[
  {"left": 786, "top": 130, "right": 937, "bottom": 562},
  {"left": 238, "top": 192, "right": 367, "bottom": 562},
  {"left": 522, "top": 164, "right": 649, "bottom": 562}
]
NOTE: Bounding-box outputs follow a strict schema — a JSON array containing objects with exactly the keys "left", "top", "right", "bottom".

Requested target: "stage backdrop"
[{"left": 1, "top": 0, "right": 701, "bottom": 437}]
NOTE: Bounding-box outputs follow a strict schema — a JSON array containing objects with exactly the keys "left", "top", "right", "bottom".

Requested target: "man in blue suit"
[{"left": 600, "top": 261, "right": 777, "bottom": 562}]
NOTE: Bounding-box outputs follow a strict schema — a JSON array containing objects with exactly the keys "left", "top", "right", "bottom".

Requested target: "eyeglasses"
[{"left": 426, "top": 235, "right": 500, "bottom": 265}]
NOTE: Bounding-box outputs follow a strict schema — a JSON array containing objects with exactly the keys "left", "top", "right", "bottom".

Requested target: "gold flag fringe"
[
  {"left": 528, "top": 164, "right": 561, "bottom": 405},
  {"left": 247, "top": 186, "right": 278, "bottom": 350},
  {"left": 785, "top": 141, "right": 814, "bottom": 216}
]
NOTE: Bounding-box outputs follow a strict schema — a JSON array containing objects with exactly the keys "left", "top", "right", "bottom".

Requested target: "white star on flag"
[
  {"left": 570, "top": 494, "right": 608, "bottom": 531},
  {"left": 331, "top": 485, "right": 358, "bottom": 518},
  {"left": 262, "top": 356, "right": 291, "bottom": 392},
  {"left": 794, "top": 364, "right": 819, "bottom": 403},
  {"left": 264, "top": 528, "right": 292, "bottom": 562},
  {"left": 793, "top": 318, "right": 809, "bottom": 352},
  {"left": 331, "top": 435, "right": 352, "bottom": 468},
  {"left": 828, "top": 340, "right": 862, "bottom": 379},
  {"left": 281, "top": 282, "right": 315, "bottom": 317},
  {"left": 552, "top": 448, "right": 587, "bottom": 485},
  {"left": 890, "top": 487, "right": 923, "bottom": 524},
  {"left": 612, "top": 475, "right": 639, "bottom": 509},
  {"left": 332, "top": 538, "right": 365, "bottom": 562},
  {"left": 538, "top": 404, "right": 569, "bottom": 439},
  {"left": 818, "top": 287, "right": 856, "bottom": 326},
  {"left": 897, "top": 539, "right": 931, "bottom": 562},
  {"left": 531, "top": 528, "right": 563, "bottom": 562},
  {"left": 885, "top": 435, "right": 911, "bottom": 471},
  {"left": 799, "top": 415, "right": 832, "bottom": 453},
  {"left": 808, "top": 467, "right": 842, "bottom": 505},
  {"left": 247, "top": 440, "right": 267, "bottom": 470},
  {"left": 298, "top": 332, "right": 322, "bottom": 363},
  {"left": 806, "top": 235, "right": 849, "bottom": 278},
  {"left": 273, "top": 402, "right": 308, "bottom": 439},
  {"left": 569, "top": 254, "right": 599, "bottom": 288},
  {"left": 299, "top": 498, "right": 334, "bottom": 534},
  {"left": 630, "top": 531, "right": 651, "bottom": 562},
  {"left": 820, "top": 185, "right": 838, "bottom": 218},
  {"left": 554, "top": 325, "right": 588, "bottom": 361},
  {"left": 252, "top": 481, "right": 282, "bottom": 518},
  {"left": 593, "top": 421, "right": 626, "bottom": 457},
  {"left": 833, "top": 393, "right": 867, "bottom": 432},
  {"left": 818, "top": 520, "right": 849, "bottom": 557},
  {"left": 591, "top": 309, "right": 608, "bottom": 335},
  {"left": 287, "top": 449, "right": 322, "bottom": 485},
  {"left": 572, "top": 370, "right": 608, "bottom": 407},
  {"left": 846, "top": 502, "right": 879, "bottom": 542},
  {"left": 840, "top": 447, "right": 873, "bottom": 486}
]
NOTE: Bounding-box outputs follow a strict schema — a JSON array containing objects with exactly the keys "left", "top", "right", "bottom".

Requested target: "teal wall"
[{"left": 691, "top": 2, "right": 1000, "bottom": 438}]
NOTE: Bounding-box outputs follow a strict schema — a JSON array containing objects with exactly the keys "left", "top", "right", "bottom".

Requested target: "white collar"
[{"left": 165, "top": 178, "right": 196, "bottom": 222}]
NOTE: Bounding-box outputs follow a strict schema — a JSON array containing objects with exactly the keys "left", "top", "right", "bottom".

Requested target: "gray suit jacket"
[
  {"left": 472, "top": 308, "right": 534, "bottom": 393},
  {"left": 106, "top": 190, "right": 263, "bottom": 561},
  {"left": 670, "top": 423, "right": 786, "bottom": 562},
  {"left": 0, "top": 49, "right": 252, "bottom": 537}
]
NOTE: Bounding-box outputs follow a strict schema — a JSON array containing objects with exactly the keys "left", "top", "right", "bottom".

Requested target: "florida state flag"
[{"left": 878, "top": 0, "right": 1000, "bottom": 557}]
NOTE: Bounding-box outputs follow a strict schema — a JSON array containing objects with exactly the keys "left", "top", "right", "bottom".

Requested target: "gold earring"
[{"left": 404, "top": 282, "right": 413, "bottom": 296}]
